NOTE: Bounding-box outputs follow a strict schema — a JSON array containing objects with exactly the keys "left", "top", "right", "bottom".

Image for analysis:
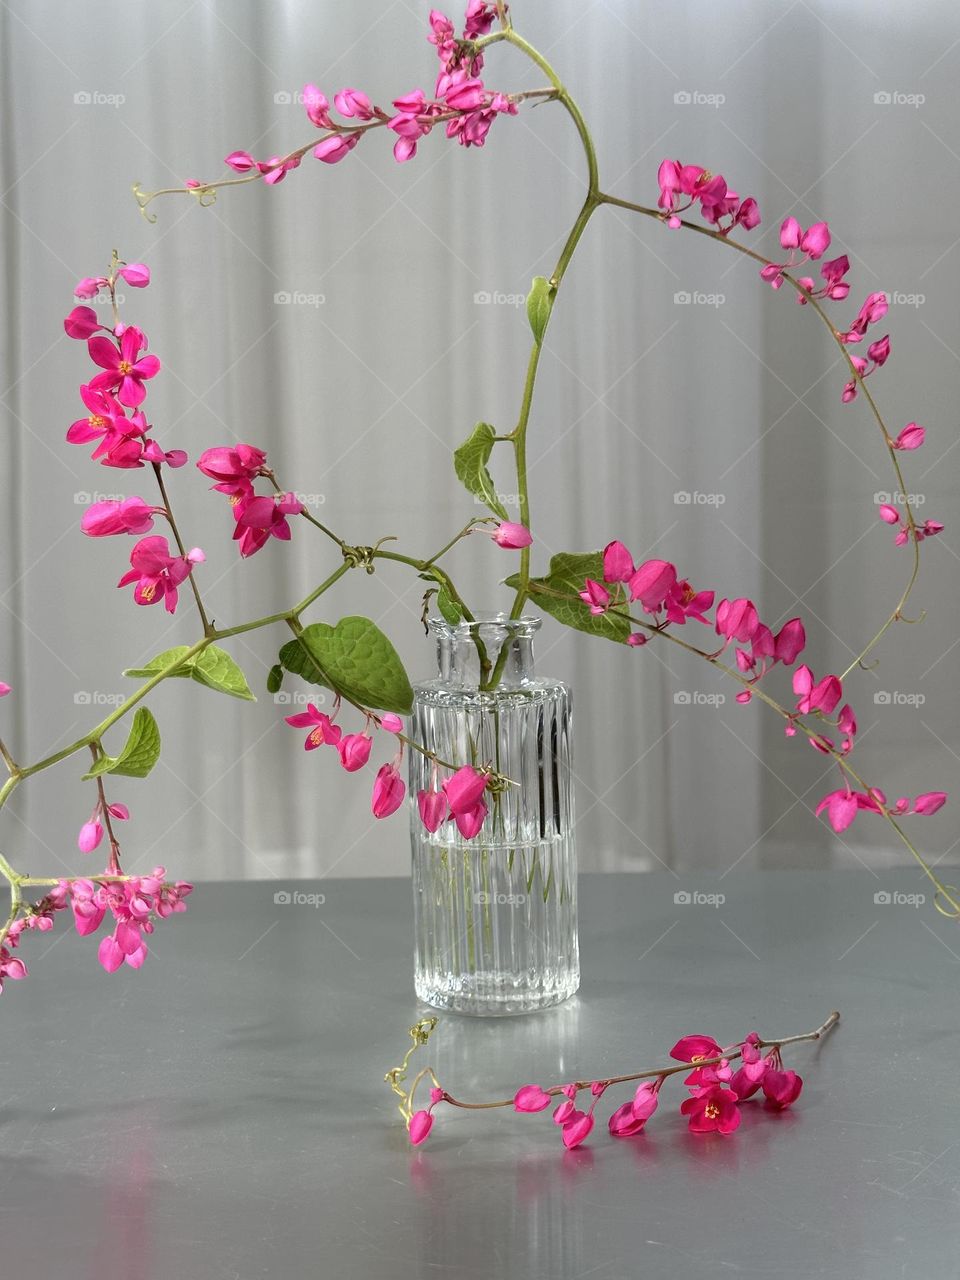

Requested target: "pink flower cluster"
[
  {"left": 0, "top": 870, "right": 192, "bottom": 992},
  {"left": 418, "top": 764, "right": 491, "bottom": 839},
  {"left": 878, "top": 501, "right": 943, "bottom": 547},
  {"left": 196, "top": 445, "right": 303, "bottom": 558},
  {"left": 224, "top": 5, "right": 515, "bottom": 179},
  {"left": 408, "top": 1028, "right": 805, "bottom": 1148},
  {"left": 656, "top": 160, "right": 760, "bottom": 235},
  {"left": 284, "top": 703, "right": 407, "bottom": 819},
  {"left": 65, "top": 264, "right": 205, "bottom": 615}
]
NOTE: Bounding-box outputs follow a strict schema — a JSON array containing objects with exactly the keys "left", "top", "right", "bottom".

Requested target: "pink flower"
[
  {"left": 670, "top": 1034, "right": 722, "bottom": 1063},
  {"left": 0, "top": 683, "right": 10, "bottom": 697},
  {"left": 380, "top": 713, "right": 403, "bottom": 734},
  {"left": 914, "top": 791, "right": 947, "bottom": 815},
  {"left": 117, "top": 263, "right": 150, "bottom": 288},
  {"left": 774, "top": 618, "right": 806, "bottom": 665},
  {"left": 75, "top": 276, "right": 108, "bottom": 299},
  {"left": 196, "top": 444, "right": 267, "bottom": 496},
  {"left": 117, "top": 536, "right": 204, "bottom": 613},
  {"left": 81, "top": 497, "right": 159, "bottom": 537},
  {"left": 762, "top": 1067, "right": 803, "bottom": 1109},
  {"left": 408, "top": 1110, "right": 434, "bottom": 1144},
  {"left": 284, "top": 704, "right": 343, "bottom": 751},
  {"left": 680, "top": 1084, "right": 741, "bottom": 1134},
  {"left": 815, "top": 788, "right": 859, "bottom": 833},
  {"left": 233, "top": 492, "right": 303, "bottom": 558},
  {"left": 417, "top": 789, "right": 449, "bottom": 833},
  {"left": 314, "top": 134, "right": 361, "bottom": 164},
  {"left": 442, "top": 766, "right": 488, "bottom": 814},
  {"left": 561, "top": 1109, "right": 594, "bottom": 1150},
  {"left": 514, "top": 1085, "right": 553, "bottom": 1113},
  {"left": 257, "top": 154, "right": 301, "bottom": 185},
  {"left": 715, "top": 597, "right": 760, "bottom": 645},
  {"left": 64, "top": 305, "right": 102, "bottom": 339},
  {"left": 337, "top": 733, "right": 373, "bottom": 772},
  {"left": 303, "top": 85, "right": 332, "bottom": 129},
  {"left": 878, "top": 504, "right": 900, "bottom": 525},
  {"left": 492, "top": 522, "right": 532, "bottom": 549},
  {"left": 892, "top": 423, "right": 925, "bottom": 451},
  {"left": 372, "top": 763, "right": 406, "bottom": 818},
  {"left": 87, "top": 329, "right": 161, "bottom": 408},
  {"left": 793, "top": 665, "right": 842, "bottom": 715},
  {"left": 730, "top": 1042, "right": 770, "bottom": 1099},
  {"left": 225, "top": 150, "right": 258, "bottom": 173},
  {"left": 453, "top": 800, "right": 487, "bottom": 839},
  {"left": 609, "top": 1080, "right": 660, "bottom": 1136},
  {"left": 579, "top": 579, "right": 611, "bottom": 615},
  {"left": 629, "top": 559, "right": 678, "bottom": 611},
  {"left": 334, "top": 88, "right": 374, "bottom": 120},
  {"left": 602, "top": 540, "right": 635, "bottom": 582},
  {"left": 78, "top": 817, "right": 103, "bottom": 853}
]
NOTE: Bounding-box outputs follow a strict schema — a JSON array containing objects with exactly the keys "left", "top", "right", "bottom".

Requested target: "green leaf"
[
  {"left": 526, "top": 275, "right": 555, "bottom": 345},
  {"left": 84, "top": 707, "right": 161, "bottom": 780},
  {"left": 123, "top": 646, "right": 193, "bottom": 680},
  {"left": 125, "top": 645, "right": 255, "bottom": 702},
  {"left": 278, "top": 616, "right": 414, "bottom": 714},
  {"left": 506, "top": 551, "right": 631, "bottom": 644},
  {"left": 436, "top": 584, "right": 464, "bottom": 625},
  {"left": 267, "top": 664, "right": 284, "bottom": 695},
  {"left": 453, "top": 421, "right": 508, "bottom": 520}
]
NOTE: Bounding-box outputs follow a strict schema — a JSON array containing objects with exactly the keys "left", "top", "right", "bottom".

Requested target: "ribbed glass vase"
[{"left": 409, "top": 616, "right": 579, "bottom": 1015}]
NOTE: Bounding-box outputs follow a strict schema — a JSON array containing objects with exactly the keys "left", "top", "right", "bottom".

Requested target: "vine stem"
[
  {"left": 151, "top": 462, "right": 212, "bottom": 635},
  {"left": 428, "top": 1011, "right": 840, "bottom": 1112}
]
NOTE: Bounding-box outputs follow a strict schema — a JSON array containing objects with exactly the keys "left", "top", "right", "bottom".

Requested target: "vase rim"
[{"left": 426, "top": 613, "right": 542, "bottom": 639}]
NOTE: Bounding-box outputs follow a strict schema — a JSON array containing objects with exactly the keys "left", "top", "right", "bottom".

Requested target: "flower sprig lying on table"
[{"left": 386, "top": 1011, "right": 840, "bottom": 1148}]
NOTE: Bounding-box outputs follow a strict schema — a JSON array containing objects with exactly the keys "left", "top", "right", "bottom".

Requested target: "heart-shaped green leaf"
[
  {"left": 453, "top": 421, "right": 508, "bottom": 520},
  {"left": 84, "top": 707, "right": 161, "bottom": 780},
  {"left": 507, "top": 551, "right": 631, "bottom": 644},
  {"left": 278, "top": 617, "right": 414, "bottom": 714},
  {"left": 526, "top": 275, "right": 555, "bottom": 345},
  {"left": 125, "top": 645, "right": 255, "bottom": 701}
]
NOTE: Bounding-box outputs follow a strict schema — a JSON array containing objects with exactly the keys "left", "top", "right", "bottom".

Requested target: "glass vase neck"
[{"left": 427, "top": 615, "right": 541, "bottom": 690}]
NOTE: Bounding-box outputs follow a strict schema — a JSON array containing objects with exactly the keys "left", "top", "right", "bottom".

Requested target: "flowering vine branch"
[
  {"left": 387, "top": 1010, "right": 840, "bottom": 1146},
  {"left": 1, "top": 1, "right": 954, "bottom": 1007}
]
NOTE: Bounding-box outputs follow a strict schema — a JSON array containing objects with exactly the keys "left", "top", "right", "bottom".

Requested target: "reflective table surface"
[{"left": 1, "top": 871, "right": 958, "bottom": 1279}]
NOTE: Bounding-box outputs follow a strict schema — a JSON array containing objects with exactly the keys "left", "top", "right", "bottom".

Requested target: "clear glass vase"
[{"left": 409, "top": 616, "right": 579, "bottom": 1015}]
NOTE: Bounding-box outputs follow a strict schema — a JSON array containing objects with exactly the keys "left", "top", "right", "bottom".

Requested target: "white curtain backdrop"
[{"left": 1, "top": 0, "right": 957, "bottom": 879}]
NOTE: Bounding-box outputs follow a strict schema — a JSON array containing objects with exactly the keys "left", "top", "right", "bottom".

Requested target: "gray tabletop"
[{"left": 1, "top": 870, "right": 958, "bottom": 1280}]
